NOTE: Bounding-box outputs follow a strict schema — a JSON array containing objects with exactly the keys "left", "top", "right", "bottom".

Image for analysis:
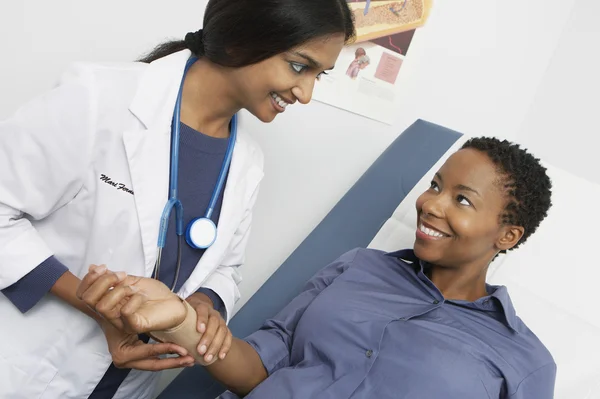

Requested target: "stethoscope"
[{"left": 154, "top": 56, "right": 237, "bottom": 291}]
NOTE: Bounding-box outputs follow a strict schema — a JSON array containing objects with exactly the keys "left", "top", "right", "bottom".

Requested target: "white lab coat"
[{"left": 0, "top": 49, "right": 264, "bottom": 398}]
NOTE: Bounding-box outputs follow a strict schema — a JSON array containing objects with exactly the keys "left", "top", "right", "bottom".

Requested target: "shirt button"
[
  {"left": 433, "top": 299, "right": 440, "bottom": 304},
  {"left": 366, "top": 350, "right": 373, "bottom": 358}
]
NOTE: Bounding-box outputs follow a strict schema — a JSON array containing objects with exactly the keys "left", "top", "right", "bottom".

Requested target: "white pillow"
[
  {"left": 488, "top": 163, "right": 600, "bottom": 399},
  {"left": 369, "top": 143, "right": 600, "bottom": 399}
]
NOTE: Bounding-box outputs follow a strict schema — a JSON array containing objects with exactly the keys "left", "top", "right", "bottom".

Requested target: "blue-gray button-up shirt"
[{"left": 223, "top": 248, "right": 556, "bottom": 398}]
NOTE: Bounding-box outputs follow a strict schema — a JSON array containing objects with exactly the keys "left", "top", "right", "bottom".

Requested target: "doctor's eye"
[
  {"left": 316, "top": 71, "right": 329, "bottom": 80},
  {"left": 289, "top": 62, "right": 308, "bottom": 74}
]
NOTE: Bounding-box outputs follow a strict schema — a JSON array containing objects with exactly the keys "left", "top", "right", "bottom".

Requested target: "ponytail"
[{"left": 137, "top": 29, "right": 204, "bottom": 63}]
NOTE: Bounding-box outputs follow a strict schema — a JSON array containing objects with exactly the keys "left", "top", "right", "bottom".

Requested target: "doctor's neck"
[{"left": 179, "top": 58, "right": 242, "bottom": 139}]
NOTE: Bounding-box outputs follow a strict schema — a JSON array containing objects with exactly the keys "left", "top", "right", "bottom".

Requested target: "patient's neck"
[{"left": 428, "top": 263, "right": 489, "bottom": 302}]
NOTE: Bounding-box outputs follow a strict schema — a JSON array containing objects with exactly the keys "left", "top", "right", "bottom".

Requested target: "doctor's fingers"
[
  {"left": 115, "top": 343, "right": 195, "bottom": 371},
  {"left": 76, "top": 264, "right": 109, "bottom": 299},
  {"left": 204, "top": 323, "right": 232, "bottom": 363},
  {"left": 197, "top": 312, "right": 227, "bottom": 358},
  {"left": 194, "top": 303, "right": 210, "bottom": 333},
  {"left": 79, "top": 270, "right": 128, "bottom": 307}
]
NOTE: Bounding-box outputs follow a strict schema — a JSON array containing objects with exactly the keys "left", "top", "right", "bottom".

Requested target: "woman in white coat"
[{"left": 0, "top": 0, "right": 355, "bottom": 397}]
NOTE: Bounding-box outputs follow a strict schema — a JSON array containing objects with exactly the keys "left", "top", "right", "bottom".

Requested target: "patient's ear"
[{"left": 496, "top": 226, "right": 524, "bottom": 251}]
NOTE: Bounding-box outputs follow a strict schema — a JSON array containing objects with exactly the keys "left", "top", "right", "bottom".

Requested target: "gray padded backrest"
[{"left": 158, "top": 119, "right": 463, "bottom": 399}]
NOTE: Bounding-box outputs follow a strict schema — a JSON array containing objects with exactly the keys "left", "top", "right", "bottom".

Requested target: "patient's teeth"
[{"left": 420, "top": 223, "right": 445, "bottom": 238}]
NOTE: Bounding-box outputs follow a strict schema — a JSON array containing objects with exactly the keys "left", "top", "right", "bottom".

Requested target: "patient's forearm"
[
  {"left": 205, "top": 338, "right": 268, "bottom": 397},
  {"left": 150, "top": 300, "right": 267, "bottom": 395}
]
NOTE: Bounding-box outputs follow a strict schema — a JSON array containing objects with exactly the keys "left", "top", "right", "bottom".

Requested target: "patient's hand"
[
  {"left": 77, "top": 265, "right": 233, "bottom": 366},
  {"left": 77, "top": 265, "right": 186, "bottom": 333}
]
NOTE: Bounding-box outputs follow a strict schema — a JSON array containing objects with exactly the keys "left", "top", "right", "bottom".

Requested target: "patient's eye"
[
  {"left": 430, "top": 180, "right": 440, "bottom": 192},
  {"left": 457, "top": 194, "right": 472, "bottom": 206}
]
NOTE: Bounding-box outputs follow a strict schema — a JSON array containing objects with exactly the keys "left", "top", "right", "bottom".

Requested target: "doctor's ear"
[{"left": 496, "top": 226, "right": 524, "bottom": 251}]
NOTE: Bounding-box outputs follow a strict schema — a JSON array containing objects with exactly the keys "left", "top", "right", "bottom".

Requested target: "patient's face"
[{"left": 413, "top": 149, "right": 513, "bottom": 269}]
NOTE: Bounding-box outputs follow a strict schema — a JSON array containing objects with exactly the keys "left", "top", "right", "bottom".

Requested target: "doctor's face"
[
  {"left": 229, "top": 34, "right": 345, "bottom": 123},
  {"left": 413, "top": 149, "right": 523, "bottom": 270}
]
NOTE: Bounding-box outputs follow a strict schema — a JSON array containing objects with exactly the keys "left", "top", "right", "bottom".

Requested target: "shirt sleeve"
[
  {"left": 509, "top": 362, "right": 557, "bottom": 399},
  {"left": 1, "top": 256, "right": 68, "bottom": 313},
  {"left": 244, "top": 249, "right": 360, "bottom": 376},
  {"left": 196, "top": 287, "right": 227, "bottom": 320}
]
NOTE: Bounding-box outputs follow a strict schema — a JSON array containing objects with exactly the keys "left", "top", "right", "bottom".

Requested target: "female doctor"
[{"left": 0, "top": 0, "right": 355, "bottom": 397}]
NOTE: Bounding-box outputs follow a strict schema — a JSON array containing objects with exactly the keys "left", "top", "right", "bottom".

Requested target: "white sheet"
[{"left": 369, "top": 139, "right": 600, "bottom": 399}]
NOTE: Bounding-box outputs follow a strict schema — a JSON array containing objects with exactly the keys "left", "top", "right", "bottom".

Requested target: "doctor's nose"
[{"left": 292, "top": 79, "right": 315, "bottom": 105}]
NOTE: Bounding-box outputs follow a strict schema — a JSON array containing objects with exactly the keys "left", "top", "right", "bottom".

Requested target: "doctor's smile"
[
  {"left": 0, "top": 0, "right": 354, "bottom": 397},
  {"left": 270, "top": 92, "right": 293, "bottom": 113}
]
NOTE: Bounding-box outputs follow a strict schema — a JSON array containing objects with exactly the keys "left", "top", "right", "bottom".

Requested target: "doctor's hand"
[
  {"left": 188, "top": 298, "right": 233, "bottom": 364},
  {"left": 77, "top": 265, "right": 187, "bottom": 333},
  {"left": 100, "top": 319, "right": 195, "bottom": 370}
]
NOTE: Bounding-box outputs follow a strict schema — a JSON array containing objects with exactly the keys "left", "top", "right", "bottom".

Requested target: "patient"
[{"left": 79, "top": 137, "right": 556, "bottom": 398}]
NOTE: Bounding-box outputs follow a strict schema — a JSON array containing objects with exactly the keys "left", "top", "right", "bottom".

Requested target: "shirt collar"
[
  {"left": 385, "top": 249, "right": 519, "bottom": 332},
  {"left": 482, "top": 285, "right": 519, "bottom": 333}
]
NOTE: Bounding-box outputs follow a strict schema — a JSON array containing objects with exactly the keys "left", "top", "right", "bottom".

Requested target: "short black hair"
[
  {"left": 461, "top": 137, "right": 552, "bottom": 253},
  {"left": 138, "top": 0, "right": 356, "bottom": 66}
]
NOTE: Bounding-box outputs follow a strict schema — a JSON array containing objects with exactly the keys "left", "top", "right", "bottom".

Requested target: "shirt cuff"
[
  {"left": 1, "top": 255, "right": 68, "bottom": 313},
  {"left": 244, "top": 329, "right": 291, "bottom": 375},
  {"left": 196, "top": 287, "right": 227, "bottom": 320}
]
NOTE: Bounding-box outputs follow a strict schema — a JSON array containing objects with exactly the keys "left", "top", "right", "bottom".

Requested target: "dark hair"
[
  {"left": 461, "top": 137, "right": 552, "bottom": 253},
  {"left": 138, "top": 0, "right": 355, "bottom": 66}
]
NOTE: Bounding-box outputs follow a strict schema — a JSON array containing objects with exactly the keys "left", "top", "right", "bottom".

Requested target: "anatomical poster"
[{"left": 313, "top": 0, "right": 433, "bottom": 125}]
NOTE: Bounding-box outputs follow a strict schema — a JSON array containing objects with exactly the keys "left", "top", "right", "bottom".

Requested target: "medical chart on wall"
[{"left": 313, "top": 0, "right": 433, "bottom": 125}]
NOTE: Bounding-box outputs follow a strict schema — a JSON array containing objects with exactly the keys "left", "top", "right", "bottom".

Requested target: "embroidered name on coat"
[{"left": 100, "top": 174, "right": 134, "bottom": 195}]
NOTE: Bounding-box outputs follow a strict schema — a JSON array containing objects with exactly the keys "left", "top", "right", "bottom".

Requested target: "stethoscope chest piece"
[
  {"left": 155, "top": 55, "right": 237, "bottom": 291},
  {"left": 186, "top": 217, "right": 217, "bottom": 249}
]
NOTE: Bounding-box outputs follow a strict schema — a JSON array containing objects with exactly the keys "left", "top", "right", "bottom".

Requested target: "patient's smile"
[{"left": 417, "top": 221, "right": 450, "bottom": 240}]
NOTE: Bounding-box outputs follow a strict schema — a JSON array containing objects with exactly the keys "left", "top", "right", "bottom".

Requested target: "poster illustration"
[{"left": 313, "top": 0, "right": 433, "bottom": 124}]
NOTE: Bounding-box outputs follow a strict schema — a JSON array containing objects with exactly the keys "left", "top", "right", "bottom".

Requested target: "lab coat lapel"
[
  {"left": 123, "top": 50, "right": 191, "bottom": 274},
  {"left": 122, "top": 128, "right": 170, "bottom": 274}
]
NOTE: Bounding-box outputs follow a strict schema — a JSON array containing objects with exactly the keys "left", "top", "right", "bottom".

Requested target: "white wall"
[
  {"left": 2, "top": 0, "right": 598, "bottom": 396},
  {"left": 516, "top": 0, "right": 600, "bottom": 185},
  {"left": 390, "top": 0, "right": 577, "bottom": 141},
  {"left": 0, "top": 0, "right": 211, "bottom": 119}
]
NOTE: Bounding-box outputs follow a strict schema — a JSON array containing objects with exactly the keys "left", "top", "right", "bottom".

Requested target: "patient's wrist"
[
  {"left": 163, "top": 298, "right": 191, "bottom": 333},
  {"left": 150, "top": 300, "right": 215, "bottom": 366}
]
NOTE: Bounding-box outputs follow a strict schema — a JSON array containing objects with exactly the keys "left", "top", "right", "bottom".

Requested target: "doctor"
[{"left": 0, "top": 0, "right": 355, "bottom": 397}]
